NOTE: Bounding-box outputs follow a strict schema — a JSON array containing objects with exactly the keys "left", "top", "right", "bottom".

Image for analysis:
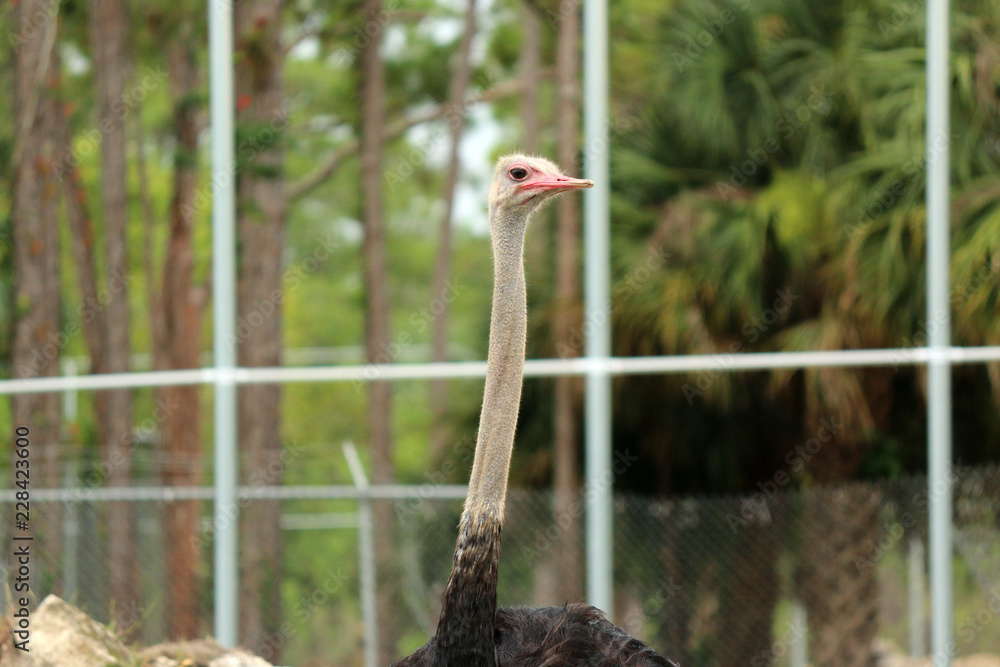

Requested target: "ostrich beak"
[{"left": 519, "top": 173, "right": 594, "bottom": 194}]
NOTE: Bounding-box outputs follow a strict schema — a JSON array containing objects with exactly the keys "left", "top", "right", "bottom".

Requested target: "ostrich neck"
[
  {"left": 434, "top": 204, "right": 528, "bottom": 665},
  {"left": 467, "top": 214, "right": 528, "bottom": 518}
]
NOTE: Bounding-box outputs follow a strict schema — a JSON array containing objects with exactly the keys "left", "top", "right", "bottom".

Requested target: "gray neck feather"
[
  {"left": 431, "top": 203, "right": 530, "bottom": 663},
  {"left": 465, "top": 203, "right": 529, "bottom": 522}
]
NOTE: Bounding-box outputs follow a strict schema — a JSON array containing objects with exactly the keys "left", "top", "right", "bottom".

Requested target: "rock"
[
  {"left": 140, "top": 639, "right": 274, "bottom": 667},
  {"left": 875, "top": 639, "right": 1000, "bottom": 667},
  {"left": 0, "top": 598, "right": 274, "bottom": 667},
  {"left": 207, "top": 652, "right": 274, "bottom": 667},
  {"left": 139, "top": 638, "right": 229, "bottom": 665},
  {"left": 9, "top": 595, "right": 133, "bottom": 667}
]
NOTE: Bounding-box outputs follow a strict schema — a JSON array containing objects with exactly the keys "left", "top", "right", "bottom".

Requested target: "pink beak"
[{"left": 519, "top": 173, "right": 594, "bottom": 194}]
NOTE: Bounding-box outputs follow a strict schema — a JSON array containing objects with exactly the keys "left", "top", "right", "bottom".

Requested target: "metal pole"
[
  {"left": 583, "top": 0, "right": 613, "bottom": 616},
  {"left": 62, "top": 358, "right": 78, "bottom": 422},
  {"left": 909, "top": 535, "right": 927, "bottom": 657},
  {"left": 62, "top": 460, "right": 79, "bottom": 600},
  {"left": 11, "top": 345, "right": 1000, "bottom": 396},
  {"left": 926, "top": 0, "right": 953, "bottom": 662},
  {"left": 790, "top": 600, "right": 808, "bottom": 667},
  {"left": 343, "top": 443, "right": 378, "bottom": 667},
  {"left": 209, "top": 0, "right": 238, "bottom": 647}
]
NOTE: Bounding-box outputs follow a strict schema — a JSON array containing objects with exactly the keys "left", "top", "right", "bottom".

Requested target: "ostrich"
[{"left": 392, "top": 155, "right": 677, "bottom": 666}]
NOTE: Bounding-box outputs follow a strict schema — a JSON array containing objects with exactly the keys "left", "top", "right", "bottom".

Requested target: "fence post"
[
  {"left": 583, "top": 0, "right": 614, "bottom": 617},
  {"left": 61, "top": 361, "right": 80, "bottom": 601},
  {"left": 209, "top": 0, "right": 238, "bottom": 646},
  {"left": 343, "top": 442, "right": 378, "bottom": 667},
  {"left": 62, "top": 358, "right": 78, "bottom": 423},
  {"left": 909, "top": 535, "right": 927, "bottom": 657},
  {"left": 790, "top": 599, "right": 808, "bottom": 667},
  {"left": 925, "top": 0, "right": 953, "bottom": 662},
  {"left": 62, "top": 460, "right": 79, "bottom": 600}
]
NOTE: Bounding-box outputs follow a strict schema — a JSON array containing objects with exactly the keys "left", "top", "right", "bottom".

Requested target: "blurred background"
[{"left": 3, "top": 0, "right": 1000, "bottom": 665}]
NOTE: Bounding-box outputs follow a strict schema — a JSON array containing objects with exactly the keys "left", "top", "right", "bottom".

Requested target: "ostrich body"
[{"left": 393, "top": 155, "right": 677, "bottom": 666}]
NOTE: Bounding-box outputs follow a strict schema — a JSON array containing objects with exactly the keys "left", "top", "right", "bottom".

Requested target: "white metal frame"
[
  {"left": 583, "top": 0, "right": 614, "bottom": 616},
  {"left": 0, "top": 0, "right": 957, "bottom": 660},
  {"left": 926, "top": 0, "right": 953, "bottom": 662},
  {"left": 5, "top": 345, "right": 1000, "bottom": 396},
  {"left": 208, "top": 0, "right": 238, "bottom": 646}
]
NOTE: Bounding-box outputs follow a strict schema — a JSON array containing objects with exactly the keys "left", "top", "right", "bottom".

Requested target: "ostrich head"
[{"left": 488, "top": 154, "right": 593, "bottom": 221}]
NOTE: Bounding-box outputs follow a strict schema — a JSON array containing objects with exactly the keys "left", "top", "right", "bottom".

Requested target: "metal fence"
[
  {"left": 3, "top": 465, "right": 998, "bottom": 666},
  {"left": 0, "top": 0, "right": 968, "bottom": 658}
]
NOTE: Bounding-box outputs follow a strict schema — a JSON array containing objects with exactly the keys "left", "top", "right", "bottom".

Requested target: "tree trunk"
[
  {"left": 88, "top": 0, "right": 139, "bottom": 634},
  {"left": 797, "top": 486, "right": 881, "bottom": 666},
  {"left": 520, "top": 2, "right": 547, "bottom": 286},
  {"left": 156, "top": 22, "right": 207, "bottom": 640},
  {"left": 358, "top": 0, "right": 399, "bottom": 660},
  {"left": 795, "top": 402, "right": 880, "bottom": 665},
  {"left": 656, "top": 529, "right": 693, "bottom": 663},
  {"left": 11, "top": 0, "right": 63, "bottom": 594},
  {"left": 714, "top": 501, "right": 783, "bottom": 666},
  {"left": 545, "top": 0, "right": 585, "bottom": 605},
  {"left": 520, "top": 3, "right": 541, "bottom": 155},
  {"left": 429, "top": 0, "right": 477, "bottom": 460},
  {"left": 234, "top": 0, "right": 287, "bottom": 658}
]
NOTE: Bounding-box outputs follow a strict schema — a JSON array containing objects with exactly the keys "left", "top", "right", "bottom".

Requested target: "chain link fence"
[{"left": 2, "top": 466, "right": 999, "bottom": 666}]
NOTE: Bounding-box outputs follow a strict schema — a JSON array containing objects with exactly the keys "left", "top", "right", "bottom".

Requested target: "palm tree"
[{"left": 607, "top": 0, "right": 999, "bottom": 663}]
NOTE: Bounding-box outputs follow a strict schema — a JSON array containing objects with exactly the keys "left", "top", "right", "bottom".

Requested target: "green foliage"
[
  {"left": 756, "top": 169, "right": 830, "bottom": 267},
  {"left": 6, "top": 0, "right": 1000, "bottom": 660},
  {"left": 609, "top": 0, "right": 1000, "bottom": 495}
]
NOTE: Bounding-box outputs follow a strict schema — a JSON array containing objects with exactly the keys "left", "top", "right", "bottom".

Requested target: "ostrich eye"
[{"left": 508, "top": 166, "right": 529, "bottom": 181}]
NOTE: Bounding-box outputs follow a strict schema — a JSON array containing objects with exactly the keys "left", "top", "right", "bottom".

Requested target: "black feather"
[{"left": 393, "top": 603, "right": 678, "bottom": 666}]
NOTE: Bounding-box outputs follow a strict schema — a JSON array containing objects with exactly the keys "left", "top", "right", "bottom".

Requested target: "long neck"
[
  {"left": 467, "top": 207, "right": 528, "bottom": 518},
  {"left": 434, "top": 204, "right": 528, "bottom": 665}
]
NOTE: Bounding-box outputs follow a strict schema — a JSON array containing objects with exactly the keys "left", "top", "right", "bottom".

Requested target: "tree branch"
[
  {"left": 288, "top": 71, "right": 549, "bottom": 201},
  {"left": 282, "top": 16, "right": 327, "bottom": 56}
]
